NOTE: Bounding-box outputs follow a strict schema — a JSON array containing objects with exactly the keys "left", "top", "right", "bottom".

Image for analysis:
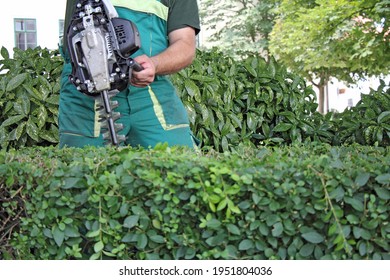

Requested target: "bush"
[
  {"left": 173, "top": 50, "right": 319, "bottom": 151},
  {"left": 1, "top": 144, "right": 389, "bottom": 260},
  {"left": 1, "top": 47, "right": 389, "bottom": 151},
  {"left": 330, "top": 79, "right": 390, "bottom": 146},
  {"left": 0, "top": 47, "right": 62, "bottom": 150}
]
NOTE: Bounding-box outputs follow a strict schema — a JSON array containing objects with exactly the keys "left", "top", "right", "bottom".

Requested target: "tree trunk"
[
  {"left": 311, "top": 74, "right": 329, "bottom": 114},
  {"left": 318, "top": 84, "right": 325, "bottom": 114}
]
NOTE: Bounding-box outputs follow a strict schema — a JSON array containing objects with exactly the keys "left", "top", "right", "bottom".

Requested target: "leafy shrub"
[
  {"left": 1, "top": 144, "right": 389, "bottom": 260},
  {"left": 330, "top": 79, "right": 390, "bottom": 146},
  {"left": 1, "top": 47, "right": 389, "bottom": 151},
  {"left": 0, "top": 47, "right": 62, "bottom": 150},
  {"left": 173, "top": 50, "right": 320, "bottom": 151},
  {"left": 174, "top": 49, "right": 390, "bottom": 149}
]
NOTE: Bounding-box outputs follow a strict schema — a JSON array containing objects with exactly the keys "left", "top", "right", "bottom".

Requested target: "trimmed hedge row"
[{"left": 1, "top": 144, "right": 389, "bottom": 260}]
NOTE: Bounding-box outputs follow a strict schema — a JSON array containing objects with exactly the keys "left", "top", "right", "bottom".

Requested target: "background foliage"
[
  {"left": 174, "top": 49, "right": 390, "bottom": 150},
  {"left": 1, "top": 47, "right": 389, "bottom": 152},
  {"left": 199, "top": 0, "right": 277, "bottom": 58},
  {"left": 269, "top": 0, "right": 390, "bottom": 113},
  {"left": 1, "top": 144, "right": 389, "bottom": 260},
  {"left": 199, "top": 0, "right": 390, "bottom": 114}
]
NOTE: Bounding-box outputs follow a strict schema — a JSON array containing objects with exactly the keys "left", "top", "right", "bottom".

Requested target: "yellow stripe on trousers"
[{"left": 148, "top": 86, "right": 189, "bottom": 131}]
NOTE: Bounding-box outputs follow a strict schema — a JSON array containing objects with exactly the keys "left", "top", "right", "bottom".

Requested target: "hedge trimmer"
[{"left": 66, "top": 0, "right": 143, "bottom": 146}]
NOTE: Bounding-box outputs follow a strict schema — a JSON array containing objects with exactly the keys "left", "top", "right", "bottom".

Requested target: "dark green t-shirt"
[{"left": 161, "top": 0, "right": 200, "bottom": 35}]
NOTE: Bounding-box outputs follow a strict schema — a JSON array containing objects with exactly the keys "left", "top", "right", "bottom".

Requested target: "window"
[
  {"left": 347, "top": 98, "right": 354, "bottom": 108},
  {"left": 14, "top": 18, "right": 37, "bottom": 50},
  {"left": 59, "top": 19, "right": 65, "bottom": 45}
]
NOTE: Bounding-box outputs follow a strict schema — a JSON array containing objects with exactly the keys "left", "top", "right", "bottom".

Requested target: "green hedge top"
[{"left": 1, "top": 144, "right": 389, "bottom": 260}]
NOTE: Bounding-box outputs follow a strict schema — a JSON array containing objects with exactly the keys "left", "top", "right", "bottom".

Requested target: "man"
[{"left": 59, "top": 0, "right": 200, "bottom": 148}]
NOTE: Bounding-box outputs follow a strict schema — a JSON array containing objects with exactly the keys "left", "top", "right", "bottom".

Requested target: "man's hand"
[
  {"left": 130, "top": 55, "right": 156, "bottom": 88},
  {"left": 130, "top": 27, "right": 196, "bottom": 88}
]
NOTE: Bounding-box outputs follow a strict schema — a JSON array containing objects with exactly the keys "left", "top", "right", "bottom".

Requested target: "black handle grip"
[{"left": 128, "top": 59, "right": 144, "bottom": 72}]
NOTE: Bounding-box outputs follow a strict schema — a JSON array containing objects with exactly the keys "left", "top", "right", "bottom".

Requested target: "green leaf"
[
  {"left": 136, "top": 233, "right": 148, "bottom": 249},
  {"left": 375, "top": 174, "right": 390, "bottom": 185},
  {"left": 94, "top": 241, "right": 104, "bottom": 253},
  {"left": 15, "top": 122, "right": 26, "bottom": 140},
  {"left": 353, "top": 227, "right": 371, "bottom": 240},
  {"left": 90, "top": 252, "right": 101, "bottom": 260},
  {"left": 26, "top": 118, "right": 39, "bottom": 141},
  {"left": 45, "top": 95, "right": 60, "bottom": 105},
  {"left": 273, "top": 123, "right": 293, "bottom": 132},
  {"left": 217, "top": 198, "right": 227, "bottom": 211},
  {"left": 149, "top": 235, "right": 165, "bottom": 244},
  {"left": 1, "top": 115, "right": 25, "bottom": 128},
  {"left": 39, "top": 125, "right": 59, "bottom": 143},
  {"left": 1, "top": 46, "right": 9, "bottom": 59},
  {"left": 35, "top": 105, "right": 48, "bottom": 128},
  {"left": 184, "top": 79, "right": 200, "bottom": 98},
  {"left": 86, "top": 230, "right": 100, "bottom": 238},
  {"left": 123, "top": 215, "right": 139, "bottom": 229},
  {"left": 301, "top": 231, "right": 324, "bottom": 244},
  {"left": 226, "top": 223, "right": 241, "bottom": 235},
  {"left": 271, "top": 222, "right": 284, "bottom": 237},
  {"left": 355, "top": 172, "right": 370, "bottom": 187},
  {"left": 52, "top": 226, "right": 65, "bottom": 247},
  {"left": 374, "top": 187, "right": 390, "bottom": 200},
  {"left": 20, "top": 95, "right": 31, "bottom": 116},
  {"left": 377, "top": 111, "right": 390, "bottom": 124},
  {"left": 244, "top": 63, "right": 257, "bottom": 77},
  {"left": 299, "top": 243, "right": 314, "bottom": 257},
  {"left": 267, "top": 58, "right": 276, "bottom": 78},
  {"left": 63, "top": 177, "right": 81, "bottom": 189},
  {"left": 23, "top": 84, "right": 43, "bottom": 101},
  {"left": 238, "top": 239, "right": 254, "bottom": 251},
  {"left": 6, "top": 73, "right": 28, "bottom": 92},
  {"left": 206, "top": 218, "right": 221, "bottom": 229},
  {"left": 344, "top": 197, "right": 364, "bottom": 212},
  {"left": 64, "top": 225, "right": 80, "bottom": 238}
]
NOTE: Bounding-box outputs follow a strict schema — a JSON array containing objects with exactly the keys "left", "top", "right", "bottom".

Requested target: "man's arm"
[{"left": 130, "top": 27, "right": 197, "bottom": 88}]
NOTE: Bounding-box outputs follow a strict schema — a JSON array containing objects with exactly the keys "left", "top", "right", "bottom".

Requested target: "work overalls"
[{"left": 59, "top": 0, "right": 197, "bottom": 148}]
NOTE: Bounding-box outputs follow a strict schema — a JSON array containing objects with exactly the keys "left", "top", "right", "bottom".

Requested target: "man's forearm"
[
  {"left": 152, "top": 27, "right": 196, "bottom": 75},
  {"left": 131, "top": 27, "right": 197, "bottom": 87},
  {"left": 151, "top": 40, "right": 195, "bottom": 75}
]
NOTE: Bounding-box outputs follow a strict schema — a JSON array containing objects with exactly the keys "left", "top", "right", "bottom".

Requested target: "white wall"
[
  {"left": 0, "top": 0, "right": 67, "bottom": 57},
  {"left": 324, "top": 76, "right": 390, "bottom": 113}
]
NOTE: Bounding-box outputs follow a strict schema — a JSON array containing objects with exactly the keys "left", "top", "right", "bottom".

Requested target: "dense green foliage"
[
  {"left": 331, "top": 80, "right": 390, "bottom": 146},
  {"left": 1, "top": 47, "right": 389, "bottom": 152},
  {"left": 269, "top": 0, "right": 390, "bottom": 113},
  {"left": 0, "top": 47, "right": 61, "bottom": 149},
  {"left": 199, "top": 0, "right": 277, "bottom": 58},
  {"left": 270, "top": 0, "right": 390, "bottom": 81},
  {"left": 173, "top": 50, "right": 319, "bottom": 151},
  {"left": 175, "top": 50, "right": 390, "bottom": 150},
  {"left": 1, "top": 144, "right": 389, "bottom": 260}
]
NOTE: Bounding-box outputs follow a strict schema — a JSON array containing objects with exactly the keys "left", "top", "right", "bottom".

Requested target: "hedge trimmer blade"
[{"left": 96, "top": 90, "right": 126, "bottom": 146}]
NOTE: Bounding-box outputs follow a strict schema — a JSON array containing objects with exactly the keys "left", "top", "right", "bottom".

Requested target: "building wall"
[
  {"left": 313, "top": 76, "right": 390, "bottom": 113},
  {"left": 0, "top": 0, "right": 67, "bottom": 57}
]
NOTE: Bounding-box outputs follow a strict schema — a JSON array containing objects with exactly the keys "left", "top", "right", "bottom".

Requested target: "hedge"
[{"left": 1, "top": 144, "right": 389, "bottom": 260}]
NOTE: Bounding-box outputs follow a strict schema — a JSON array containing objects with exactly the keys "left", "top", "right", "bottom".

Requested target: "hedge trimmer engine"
[{"left": 66, "top": 0, "right": 142, "bottom": 146}]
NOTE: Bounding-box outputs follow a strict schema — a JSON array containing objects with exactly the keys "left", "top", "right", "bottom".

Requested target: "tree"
[
  {"left": 269, "top": 0, "right": 390, "bottom": 113},
  {"left": 199, "top": 0, "right": 278, "bottom": 59}
]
